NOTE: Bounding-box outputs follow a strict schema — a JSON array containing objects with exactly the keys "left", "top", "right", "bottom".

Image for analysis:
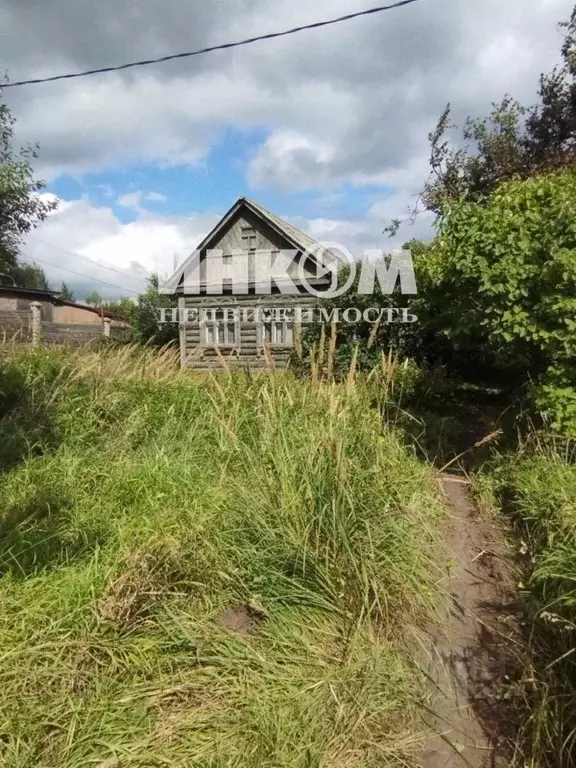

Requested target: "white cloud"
[
  {"left": 145, "top": 191, "right": 167, "bottom": 202},
  {"left": 22, "top": 196, "right": 220, "bottom": 299},
  {"left": 118, "top": 191, "right": 144, "bottom": 209},
  {"left": 296, "top": 193, "right": 435, "bottom": 257},
  {"left": 117, "top": 190, "right": 169, "bottom": 213},
  {"left": 248, "top": 130, "right": 338, "bottom": 190},
  {"left": 3, "top": 0, "right": 574, "bottom": 283}
]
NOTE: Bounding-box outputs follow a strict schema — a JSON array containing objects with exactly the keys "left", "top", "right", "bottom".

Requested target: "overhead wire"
[
  {"left": 20, "top": 252, "right": 141, "bottom": 295},
  {"left": 8, "top": 0, "right": 423, "bottom": 297},
  {"left": 2, "top": 1, "right": 421, "bottom": 89},
  {"left": 29, "top": 236, "right": 150, "bottom": 286}
]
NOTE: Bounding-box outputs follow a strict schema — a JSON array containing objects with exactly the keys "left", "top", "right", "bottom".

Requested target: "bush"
[
  {"left": 533, "top": 366, "right": 576, "bottom": 438},
  {"left": 435, "top": 169, "right": 576, "bottom": 433}
]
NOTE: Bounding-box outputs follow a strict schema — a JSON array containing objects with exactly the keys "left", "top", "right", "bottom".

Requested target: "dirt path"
[{"left": 418, "top": 474, "right": 522, "bottom": 768}]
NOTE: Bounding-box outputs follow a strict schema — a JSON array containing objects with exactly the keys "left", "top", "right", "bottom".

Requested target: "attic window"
[
  {"left": 241, "top": 226, "right": 257, "bottom": 252},
  {"left": 223, "top": 254, "right": 233, "bottom": 264}
]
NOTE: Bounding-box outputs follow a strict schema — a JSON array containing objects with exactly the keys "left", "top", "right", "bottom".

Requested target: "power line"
[
  {"left": 2, "top": 0, "right": 421, "bottom": 89},
  {"left": 20, "top": 253, "right": 141, "bottom": 295},
  {"left": 29, "top": 235, "right": 149, "bottom": 285}
]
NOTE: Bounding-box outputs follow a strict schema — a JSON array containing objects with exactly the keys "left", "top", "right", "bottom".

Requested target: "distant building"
[{"left": 0, "top": 285, "right": 131, "bottom": 346}]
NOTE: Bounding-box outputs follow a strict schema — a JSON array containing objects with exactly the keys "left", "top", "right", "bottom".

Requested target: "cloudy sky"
[{"left": 1, "top": 0, "right": 573, "bottom": 299}]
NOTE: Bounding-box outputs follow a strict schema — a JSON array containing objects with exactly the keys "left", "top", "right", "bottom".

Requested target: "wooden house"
[{"left": 165, "top": 197, "right": 342, "bottom": 370}]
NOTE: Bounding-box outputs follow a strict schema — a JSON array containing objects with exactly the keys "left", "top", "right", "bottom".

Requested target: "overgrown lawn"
[{"left": 0, "top": 346, "right": 443, "bottom": 767}]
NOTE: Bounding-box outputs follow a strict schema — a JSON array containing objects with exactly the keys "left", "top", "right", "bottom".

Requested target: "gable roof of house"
[
  {"left": 241, "top": 198, "right": 325, "bottom": 257},
  {"left": 161, "top": 197, "right": 342, "bottom": 293}
]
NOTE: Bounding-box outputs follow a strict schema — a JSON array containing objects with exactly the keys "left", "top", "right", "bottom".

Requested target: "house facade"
[{"left": 166, "top": 198, "right": 341, "bottom": 371}]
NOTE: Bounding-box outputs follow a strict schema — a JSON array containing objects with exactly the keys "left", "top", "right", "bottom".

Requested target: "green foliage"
[
  {"left": 436, "top": 169, "right": 576, "bottom": 432},
  {"left": 0, "top": 346, "right": 69, "bottom": 473},
  {"left": 479, "top": 439, "right": 576, "bottom": 766},
  {"left": 298, "top": 5, "right": 576, "bottom": 438},
  {"left": 84, "top": 290, "right": 102, "bottom": 307},
  {"left": 422, "top": 7, "right": 576, "bottom": 213},
  {"left": 81, "top": 279, "right": 177, "bottom": 347},
  {"left": 0, "top": 87, "right": 54, "bottom": 288},
  {"left": 58, "top": 282, "right": 74, "bottom": 301},
  {"left": 294, "top": 243, "right": 429, "bottom": 381},
  {"left": 534, "top": 365, "right": 576, "bottom": 437},
  {"left": 295, "top": 234, "right": 516, "bottom": 387},
  {"left": 5, "top": 262, "right": 49, "bottom": 290},
  {"left": 132, "top": 273, "right": 178, "bottom": 346},
  {"left": 0, "top": 345, "right": 442, "bottom": 767},
  {"left": 424, "top": 97, "right": 528, "bottom": 213},
  {"left": 102, "top": 296, "right": 137, "bottom": 325}
]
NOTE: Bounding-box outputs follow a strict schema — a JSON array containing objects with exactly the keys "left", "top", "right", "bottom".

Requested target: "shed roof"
[{"left": 0, "top": 284, "right": 129, "bottom": 322}]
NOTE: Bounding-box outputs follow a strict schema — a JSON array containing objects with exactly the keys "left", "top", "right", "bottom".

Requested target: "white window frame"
[
  {"left": 202, "top": 309, "right": 239, "bottom": 347},
  {"left": 259, "top": 311, "right": 294, "bottom": 349}
]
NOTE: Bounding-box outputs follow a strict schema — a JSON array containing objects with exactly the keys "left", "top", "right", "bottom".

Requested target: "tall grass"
[
  {"left": 475, "top": 434, "right": 576, "bottom": 767},
  {"left": 0, "top": 345, "right": 443, "bottom": 767}
]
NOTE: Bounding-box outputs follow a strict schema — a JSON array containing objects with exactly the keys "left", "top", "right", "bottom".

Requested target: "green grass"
[
  {"left": 474, "top": 436, "right": 576, "bottom": 767},
  {"left": 0, "top": 346, "right": 443, "bottom": 767}
]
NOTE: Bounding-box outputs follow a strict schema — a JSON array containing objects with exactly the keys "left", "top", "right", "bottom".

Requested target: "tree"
[
  {"left": 103, "top": 297, "right": 137, "bottom": 324},
  {"left": 1, "top": 263, "right": 49, "bottom": 290},
  {"left": 0, "top": 84, "right": 56, "bottom": 288},
  {"left": 524, "top": 7, "right": 576, "bottom": 172},
  {"left": 85, "top": 291, "right": 102, "bottom": 307},
  {"left": 59, "top": 282, "right": 74, "bottom": 301},
  {"left": 133, "top": 274, "right": 178, "bottom": 346}
]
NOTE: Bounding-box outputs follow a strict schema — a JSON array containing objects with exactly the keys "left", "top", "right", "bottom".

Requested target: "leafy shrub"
[
  {"left": 435, "top": 169, "right": 576, "bottom": 434},
  {"left": 533, "top": 365, "right": 576, "bottom": 437}
]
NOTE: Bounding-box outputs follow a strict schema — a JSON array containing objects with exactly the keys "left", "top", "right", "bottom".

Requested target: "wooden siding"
[
  {"left": 195, "top": 209, "right": 321, "bottom": 286},
  {"left": 181, "top": 293, "right": 316, "bottom": 371},
  {"left": 176, "top": 200, "right": 334, "bottom": 371}
]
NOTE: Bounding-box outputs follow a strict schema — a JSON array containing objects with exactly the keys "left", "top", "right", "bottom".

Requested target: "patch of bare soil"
[
  {"left": 215, "top": 603, "right": 264, "bottom": 635},
  {"left": 419, "top": 475, "right": 524, "bottom": 768}
]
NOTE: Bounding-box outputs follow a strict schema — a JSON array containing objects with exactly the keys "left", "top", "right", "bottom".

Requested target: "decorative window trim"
[
  {"left": 257, "top": 314, "right": 294, "bottom": 350},
  {"left": 201, "top": 309, "right": 239, "bottom": 348}
]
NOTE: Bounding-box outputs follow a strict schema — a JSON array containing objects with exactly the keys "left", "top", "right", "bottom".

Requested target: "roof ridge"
[
  {"left": 242, "top": 197, "right": 324, "bottom": 252},
  {"left": 160, "top": 195, "right": 342, "bottom": 294}
]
